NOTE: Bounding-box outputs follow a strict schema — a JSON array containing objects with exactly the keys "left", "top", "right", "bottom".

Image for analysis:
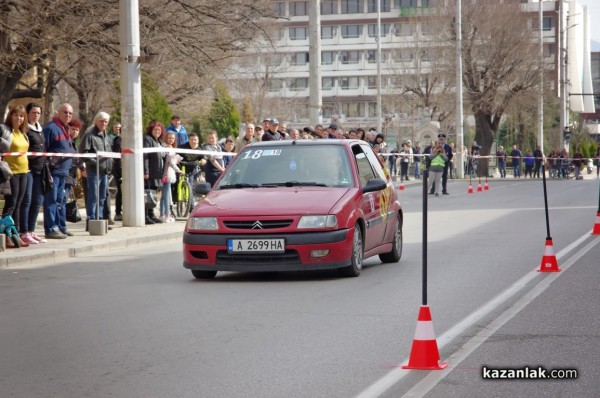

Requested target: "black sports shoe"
[
  {"left": 145, "top": 216, "right": 155, "bottom": 225},
  {"left": 151, "top": 217, "right": 164, "bottom": 224},
  {"left": 442, "top": 192, "right": 450, "bottom": 195},
  {"left": 45, "top": 230, "right": 67, "bottom": 239}
]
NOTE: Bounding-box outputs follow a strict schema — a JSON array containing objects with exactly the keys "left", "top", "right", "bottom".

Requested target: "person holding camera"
[{"left": 428, "top": 143, "right": 448, "bottom": 197}]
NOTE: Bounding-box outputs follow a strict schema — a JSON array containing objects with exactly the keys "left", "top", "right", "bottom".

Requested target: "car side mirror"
[
  {"left": 362, "top": 178, "right": 387, "bottom": 194},
  {"left": 194, "top": 182, "right": 212, "bottom": 196}
]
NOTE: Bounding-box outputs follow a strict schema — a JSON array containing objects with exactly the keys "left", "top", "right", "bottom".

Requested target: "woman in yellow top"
[{"left": 0, "top": 105, "right": 30, "bottom": 247}]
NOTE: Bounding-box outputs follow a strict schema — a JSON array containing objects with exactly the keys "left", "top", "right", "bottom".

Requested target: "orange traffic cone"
[
  {"left": 592, "top": 212, "right": 600, "bottom": 235},
  {"left": 483, "top": 182, "right": 489, "bottom": 191},
  {"left": 476, "top": 183, "right": 483, "bottom": 192},
  {"left": 537, "top": 238, "right": 560, "bottom": 272},
  {"left": 402, "top": 306, "right": 448, "bottom": 370},
  {"left": 467, "top": 184, "right": 474, "bottom": 194},
  {"left": 399, "top": 180, "right": 405, "bottom": 191}
]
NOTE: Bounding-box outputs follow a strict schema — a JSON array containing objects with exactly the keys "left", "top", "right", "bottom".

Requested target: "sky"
[{"left": 576, "top": 0, "right": 600, "bottom": 51}]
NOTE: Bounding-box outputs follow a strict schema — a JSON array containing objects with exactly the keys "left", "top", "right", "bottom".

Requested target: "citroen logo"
[{"left": 252, "top": 220, "right": 263, "bottom": 229}]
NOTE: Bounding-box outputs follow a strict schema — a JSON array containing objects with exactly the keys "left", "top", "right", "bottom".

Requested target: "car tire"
[
  {"left": 379, "top": 214, "right": 402, "bottom": 263},
  {"left": 191, "top": 270, "right": 217, "bottom": 279},
  {"left": 339, "top": 225, "right": 363, "bottom": 277}
]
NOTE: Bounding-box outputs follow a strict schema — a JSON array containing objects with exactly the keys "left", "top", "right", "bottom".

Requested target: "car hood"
[{"left": 193, "top": 187, "right": 351, "bottom": 217}]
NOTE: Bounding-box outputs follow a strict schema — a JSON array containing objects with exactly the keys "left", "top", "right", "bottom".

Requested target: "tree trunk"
[{"left": 473, "top": 110, "right": 497, "bottom": 177}]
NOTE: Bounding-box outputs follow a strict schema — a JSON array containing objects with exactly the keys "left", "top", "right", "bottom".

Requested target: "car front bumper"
[{"left": 182, "top": 229, "right": 352, "bottom": 272}]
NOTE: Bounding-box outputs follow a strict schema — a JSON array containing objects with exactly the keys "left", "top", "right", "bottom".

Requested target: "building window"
[
  {"left": 392, "top": 49, "right": 413, "bottom": 62},
  {"left": 321, "top": 26, "right": 337, "bottom": 39},
  {"left": 342, "top": 102, "right": 365, "bottom": 117},
  {"left": 341, "top": 0, "right": 363, "bottom": 14},
  {"left": 421, "top": 0, "right": 438, "bottom": 6},
  {"left": 291, "top": 52, "right": 309, "bottom": 66},
  {"left": 394, "top": 23, "right": 413, "bottom": 36},
  {"left": 289, "top": 27, "right": 308, "bottom": 40},
  {"left": 367, "top": 76, "right": 378, "bottom": 89},
  {"left": 420, "top": 23, "right": 433, "bottom": 36},
  {"left": 323, "top": 77, "right": 335, "bottom": 90},
  {"left": 321, "top": 0, "right": 338, "bottom": 15},
  {"left": 368, "top": 0, "right": 390, "bottom": 12},
  {"left": 272, "top": 2, "right": 285, "bottom": 16},
  {"left": 269, "top": 79, "right": 283, "bottom": 92},
  {"left": 421, "top": 51, "right": 431, "bottom": 62},
  {"left": 543, "top": 43, "right": 556, "bottom": 58},
  {"left": 339, "top": 77, "right": 360, "bottom": 90},
  {"left": 322, "top": 51, "right": 335, "bottom": 65},
  {"left": 289, "top": 1, "right": 308, "bottom": 16},
  {"left": 340, "top": 50, "right": 361, "bottom": 64},
  {"left": 395, "top": 0, "right": 417, "bottom": 7},
  {"left": 289, "top": 78, "right": 308, "bottom": 91},
  {"left": 367, "top": 50, "right": 377, "bottom": 63},
  {"left": 543, "top": 16, "right": 554, "bottom": 31},
  {"left": 341, "top": 25, "right": 363, "bottom": 38},
  {"left": 268, "top": 54, "right": 284, "bottom": 67},
  {"left": 368, "top": 24, "right": 391, "bottom": 37}
]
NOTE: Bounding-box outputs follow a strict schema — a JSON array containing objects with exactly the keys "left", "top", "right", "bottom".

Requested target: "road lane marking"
[
  {"left": 401, "top": 235, "right": 600, "bottom": 397},
  {"left": 356, "top": 231, "right": 597, "bottom": 398}
]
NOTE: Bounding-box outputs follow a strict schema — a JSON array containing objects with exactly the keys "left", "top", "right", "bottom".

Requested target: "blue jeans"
[
  {"left": 20, "top": 172, "right": 45, "bottom": 233},
  {"left": 44, "top": 174, "right": 66, "bottom": 233},
  {"left": 414, "top": 162, "right": 421, "bottom": 179},
  {"left": 160, "top": 182, "right": 172, "bottom": 217},
  {"left": 60, "top": 185, "right": 72, "bottom": 233},
  {"left": 86, "top": 170, "right": 108, "bottom": 220}
]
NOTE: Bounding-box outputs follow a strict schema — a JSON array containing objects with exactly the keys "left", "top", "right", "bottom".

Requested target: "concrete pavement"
[{"left": 0, "top": 214, "right": 185, "bottom": 268}]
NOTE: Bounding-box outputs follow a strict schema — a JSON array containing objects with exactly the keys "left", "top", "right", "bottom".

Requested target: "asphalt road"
[{"left": 1, "top": 177, "right": 599, "bottom": 398}]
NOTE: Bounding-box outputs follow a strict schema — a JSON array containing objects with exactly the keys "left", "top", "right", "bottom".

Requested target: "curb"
[{"left": 0, "top": 229, "right": 183, "bottom": 268}]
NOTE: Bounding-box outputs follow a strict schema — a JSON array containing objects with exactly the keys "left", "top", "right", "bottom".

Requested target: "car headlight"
[
  {"left": 187, "top": 217, "right": 218, "bottom": 231},
  {"left": 297, "top": 215, "right": 337, "bottom": 229}
]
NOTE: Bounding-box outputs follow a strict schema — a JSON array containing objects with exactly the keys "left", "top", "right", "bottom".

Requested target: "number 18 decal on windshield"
[{"left": 242, "top": 149, "right": 282, "bottom": 160}]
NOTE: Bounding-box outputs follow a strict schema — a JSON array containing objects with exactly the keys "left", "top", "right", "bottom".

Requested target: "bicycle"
[{"left": 173, "top": 165, "right": 194, "bottom": 219}]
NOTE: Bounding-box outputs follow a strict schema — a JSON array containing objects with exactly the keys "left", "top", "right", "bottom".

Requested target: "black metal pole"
[
  {"left": 422, "top": 169, "right": 428, "bottom": 306},
  {"left": 542, "top": 164, "right": 551, "bottom": 240}
]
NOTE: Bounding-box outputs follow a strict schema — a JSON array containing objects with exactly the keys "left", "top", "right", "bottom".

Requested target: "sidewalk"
[{"left": 0, "top": 214, "right": 185, "bottom": 268}]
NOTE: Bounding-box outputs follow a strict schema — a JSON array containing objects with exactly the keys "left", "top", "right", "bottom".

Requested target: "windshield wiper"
[
  {"left": 262, "top": 181, "right": 327, "bottom": 187},
  {"left": 219, "top": 183, "right": 260, "bottom": 189}
]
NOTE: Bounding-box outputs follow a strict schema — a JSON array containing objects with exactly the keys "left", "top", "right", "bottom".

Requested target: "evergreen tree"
[
  {"left": 112, "top": 71, "right": 172, "bottom": 132},
  {"left": 241, "top": 96, "right": 255, "bottom": 123},
  {"left": 208, "top": 81, "right": 240, "bottom": 139}
]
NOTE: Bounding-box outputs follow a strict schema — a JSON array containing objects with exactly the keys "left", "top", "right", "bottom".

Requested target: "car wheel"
[
  {"left": 191, "top": 270, "right": 217, "bottom": 279},
  {"left": 379, "top": 214, "right": 403, "bottom": 263},
  {"left": 339, "top": 225, "right": 363, "bottom": 277}
]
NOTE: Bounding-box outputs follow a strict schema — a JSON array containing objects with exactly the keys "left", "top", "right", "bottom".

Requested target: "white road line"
[
  {"left": 402, "top": 235, "right": 600, "bottom": 398},
  {"left": 355, "top": 231, "right": 596, "bottom": 398}
]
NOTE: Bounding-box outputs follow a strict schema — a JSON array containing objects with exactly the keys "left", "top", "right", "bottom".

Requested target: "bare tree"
[
  {"left": 447, "top": 0, "right": 541, "bottom": 175},
  {"left": 0, "top": 0, "right": 275, "bottom": 117}
]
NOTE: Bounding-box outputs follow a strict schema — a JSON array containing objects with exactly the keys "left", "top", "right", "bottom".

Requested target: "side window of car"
[
  {"left": 352, "top": 144, "right": 377, "bottom": 188},
  {"left": 361, "top": 143, "right": 387, "bottom": 180}
]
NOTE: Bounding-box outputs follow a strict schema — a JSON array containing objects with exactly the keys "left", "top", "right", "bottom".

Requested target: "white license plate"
[{"left": 227, "top": 239, "right": 285, "bottom": 253}]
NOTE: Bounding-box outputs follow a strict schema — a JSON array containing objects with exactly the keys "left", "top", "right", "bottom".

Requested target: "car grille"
[
  {"left": 222, "top": 220, "right": 293, "bottom": 229},
  {"left": 216, "top": 250, "right": 301, "bottom": 265}
]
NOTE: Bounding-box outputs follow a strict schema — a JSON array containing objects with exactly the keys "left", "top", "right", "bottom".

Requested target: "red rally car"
[{"left": 183, "top": 139, "right": 403, "bottom": 279}]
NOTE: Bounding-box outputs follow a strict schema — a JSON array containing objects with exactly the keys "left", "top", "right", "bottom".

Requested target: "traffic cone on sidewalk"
[
  {"left": 402, "top": 306, "right": 448, "bottom": 370},
  {"left": 467, "top": 184, "right": 474, "bottom": 194},
  {"left": 592, "top": 212, "right": 600, "bottom": 235},
  {"left": 537, "top": 238, "right": 560, "bottom": 272}
]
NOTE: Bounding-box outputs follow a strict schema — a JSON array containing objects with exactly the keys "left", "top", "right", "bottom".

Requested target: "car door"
[{"left": 352, "top": 144, "right": 385, "bottom": 251}]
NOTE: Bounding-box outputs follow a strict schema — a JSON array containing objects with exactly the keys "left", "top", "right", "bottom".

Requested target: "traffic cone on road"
[
  {"left": 537, "top": 238, "right": 560, "bottom": 272},
  {"left": 467, "top": 184, "right": 474, "bottom": 194},
  {"left": 476, "top": 183, "right": 483, "bottom": 192},
  {"left": 592, "top": 212, "right": 600, "bottom": 235},
  {"left": 399, "top": 180, "right": 405, "bottom": 191},
  {"left": 402, "top": 306, "right": 447, "bottom": 370}
]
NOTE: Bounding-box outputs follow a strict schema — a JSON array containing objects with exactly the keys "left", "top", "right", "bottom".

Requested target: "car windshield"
[{"left": 216, "top": 144, "right": 354, "bottom": 188}]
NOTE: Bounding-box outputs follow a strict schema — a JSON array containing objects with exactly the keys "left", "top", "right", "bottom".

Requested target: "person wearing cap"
[
  {"left": 427, "top": 143, "right": 448, "bottom": 197},
  {"left": 327, "top": 124, "right": 338, "bottom": 139},
  {"left": 166, "top": 115, "right": 189, "bottom": 147},
  {"left": 262, "top": 119, "right": 283, "bottom": 141}
]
